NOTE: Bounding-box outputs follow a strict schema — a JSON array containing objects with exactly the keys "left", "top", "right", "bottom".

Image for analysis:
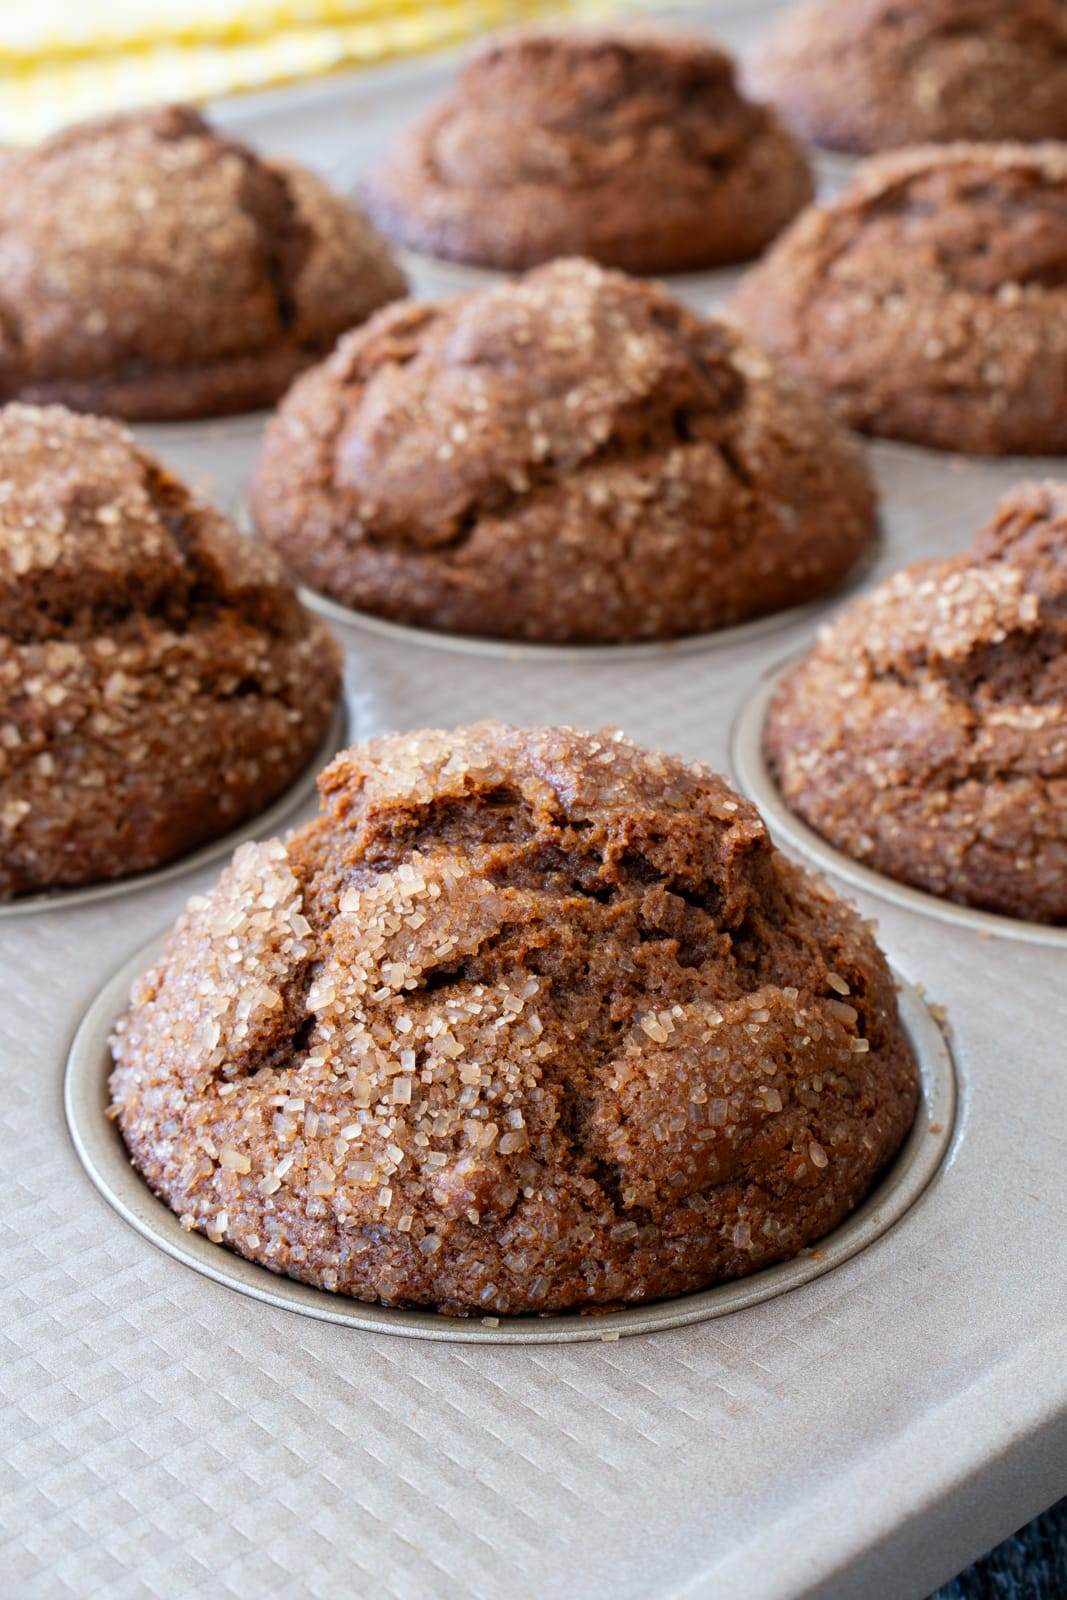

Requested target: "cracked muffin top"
[
  {"left": 732, "top": 143, "right": 1067, "bottom": 455},
  {"left": 765, "top": 481, "right": 1067, "bottom": 923},
  {"left": 251, "top": 258, "right": 876, "bottom": 643},
  {"left": 110, "top": 721, "right": 919, "bottom": 1316},
  {"left": 750, "top": 0, "right": 1067, "bottom": 154},
  {"left": 0, "top": 404, "right": 341, "bottom": 899},
  {"left": 0, "top": 104, "right": 405, "bottom": 420},
  {"left": 361, "top": 26, "right": 814, "bottom": 273}
]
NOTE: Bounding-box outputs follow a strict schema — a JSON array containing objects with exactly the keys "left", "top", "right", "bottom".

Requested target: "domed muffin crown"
[
  {"left": 362, "top": 26, "right": 812, "bottom": 272},
  {"left": 253, "top": 258, "right": 876, "bottom": 642},
  {"left": 733, "top": 143, "right": 1067, "bottom": 454},
  {"left": 751, "top": 0, "right": 1067, "bottom": 154},
  {"left": 111, "top": 720, "right": 918, "bottom": 1315}
]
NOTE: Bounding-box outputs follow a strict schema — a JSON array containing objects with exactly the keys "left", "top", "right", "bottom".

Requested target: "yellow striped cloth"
[{"left": 0, "top": 0, "right": 633, "bottom": 143}]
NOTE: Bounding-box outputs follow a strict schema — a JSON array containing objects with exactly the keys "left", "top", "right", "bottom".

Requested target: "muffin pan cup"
[
  {"left": 731, "top": 659, "right": 1067, "bottom": 949},
  {"left": 6, "top": 10, "right": 1067, "bottom": 1600},
  {"left": 65, "top": 944, "right": 955, "bottom": 1345}
]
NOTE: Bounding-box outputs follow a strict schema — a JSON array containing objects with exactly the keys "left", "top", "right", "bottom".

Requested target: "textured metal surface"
[
  {"left": 65, "top": 953, "right": 956, "bottom": 1345},
  {"left": 3, "top": 6, "right": 1067, "bottom": 1600},
  {"left": 732, "top": 662, "right": 1067, "bottom": 951}
]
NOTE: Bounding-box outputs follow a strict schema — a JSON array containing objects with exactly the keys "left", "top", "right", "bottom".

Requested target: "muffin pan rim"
[
  {"left": 296, "top": 534, "right": 881, "bottom": 663},
  {"left": 731, "top": 657, "right": 1067, "bottom": 949},
  {"left": 0, "top": 700, "right": 348, "bottom": 919},
  {"left": 299, "top": 585, "right": 839, "bottom": 662},
  {"left": 65, "top": 940, "right": 955, "bottom": 1345}
]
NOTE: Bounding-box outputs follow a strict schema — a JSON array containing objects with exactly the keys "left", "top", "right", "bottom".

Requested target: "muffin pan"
[
  {"left": 732, "top": 659, "right": 1067, "bottom": 950},
  {"left": 297, "top": 546, "right": 878, "bottom": 663},
  {"left": 6, "top": 6, "right": 1067, "bottom": 1600},
  {"left": 65, "top": 941, "right": 955, "bottom": 1344}
]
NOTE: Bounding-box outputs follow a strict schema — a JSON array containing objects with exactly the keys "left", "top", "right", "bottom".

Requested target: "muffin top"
[
  {"left": 0, "top": 104, "right": 405, "bottom": 420},
  {"left": 765, "top": 481, "right": 1067, "bottom": 923},
  {"left": 110, "top": 721, "right": 918, "bottom": 1316},
  {"left": 361, "top": 27, "right": 813, "bottom": 273},
  {"left": 252, "top": 258, "right": 876, "bottom": 643},
  {"left": 732, "top": 142, "right": 1067, "bottom": 455},
  {"left": 750, "top": 0, "right": 1067, "bottom": 154},
  {"left": 0, "top": 404, "right": 340, "bottom": 898}
]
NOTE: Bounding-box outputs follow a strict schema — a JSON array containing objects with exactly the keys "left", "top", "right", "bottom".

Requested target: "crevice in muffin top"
[
  {"left": 0, "top": 409, "right": 310, "bottom": 646},
  {"left": 307, "top": 265, "right": 758, "bottom": 553},
  {"left": 200, "top": 728, "right": 888, "bottom": 1120}
]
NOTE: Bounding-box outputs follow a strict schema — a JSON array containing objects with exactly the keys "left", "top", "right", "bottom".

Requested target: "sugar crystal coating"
[
  {"left": 766, "top": 481, "right": 1067, "bottom": 922},
  {"left": 0, "top": 403, "right": 341, "bottom": 898},
  {"left": 111, "top": 721, "right": 918, "bottom": 1316},
  {"left": 733, "top": 142, "right": 1067, "bottom": 455},
  {"left": 252, "top": 258, "right": 877, "bottom": 643},
  {"left": 0, "top": 105, "right": 405, "bottom": 420}
]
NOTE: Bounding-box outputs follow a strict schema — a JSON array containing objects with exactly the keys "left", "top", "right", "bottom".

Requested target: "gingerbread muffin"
[
  {"left": 750, "top": 0, "right": 1067, "bottom": 155},
  {"left": 0, "top": 404, "right": 341, "bottom": 900},
  {"left": 0, "top": 105, "right": 405, "bottom": 421},
  {"left": 765, "top": 482, "right": 1067, "bottom": 923},
  {"left": 732, "top": 143, "right": 1067, "bottom": 455},
  {"left": 361, "top": 27, "right": 814, "bottom": 273},
  {"left": 251, "top": 259, "right": 876, "bottom": 643},
  {"left": 110, "top": 721, "right": 919, "bottom": 1316}
]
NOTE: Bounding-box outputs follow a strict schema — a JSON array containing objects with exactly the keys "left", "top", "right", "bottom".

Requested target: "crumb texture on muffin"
[
  {"left": 0, "top": 105, "right": 405, "bottom": 420},
  {"left": 0, "top": 404, "right": 341, "bottom": 899},
  {"left": 110, "top": 721, "right": 918, "bottom": 1316},
  {"left": 766, "top": 482, "right": 1067, "bottom": 923},
  {"left": 252, "top": 258, "right": 876, "bottom": 642},
  {"left": 751, "top": 0, "right": 1067, "bottom": 154},
  {"left": 362, "top": 27, "right": 813, "bottom": 272},
  {"left": 732, "top": 143, "right": 1067, "bottom": 455}
]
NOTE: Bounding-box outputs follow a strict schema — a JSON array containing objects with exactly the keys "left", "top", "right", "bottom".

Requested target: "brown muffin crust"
[
  {"left": 251, "top": 259, "right": 876, "bottom": 644},
  {"left": 765, "top": 482, "right": 1067, "bottom": 923},
  {"left": 361, "top": 27, "right": 814, "bottom": 273},
  {"left": 732, "top": 143, "right": 1067, "bottom": 456},
  {"left": 0, "top": 404, "right": 341, "bottom": 900},
  {"left": 0, "top": 105, "right": 406, "bottom": 421},
  {"left": 110, "top": 721, "right": 919, "bottom": 1316},
  {"left": 750, "top": 0, "right": 1067, "bottom": 155}
]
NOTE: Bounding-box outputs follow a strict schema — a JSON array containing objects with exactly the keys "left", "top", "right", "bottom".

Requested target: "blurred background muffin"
[
  {"left": 732, "top": 143, "right": 1067, "bottom": 455},
  {"left": 362, "top": 26, "right": 813, "bottom": 273},
  {"left": 0, "top": 105, "right": 405, "bottom": 420},
  {"left": 750, "top": 0, "right": 1067, "bottom": 154}
]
